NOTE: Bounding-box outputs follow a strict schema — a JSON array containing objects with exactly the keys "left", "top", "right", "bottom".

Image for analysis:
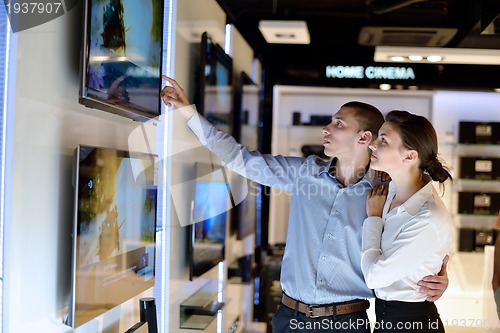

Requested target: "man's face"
[{"left": 322, "top": 107, "right": 362, "bottom": 158}]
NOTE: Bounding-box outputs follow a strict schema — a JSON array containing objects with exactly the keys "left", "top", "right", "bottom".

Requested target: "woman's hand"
[{"left": 366, "top": 184, "right": 388, "bottom": 218}]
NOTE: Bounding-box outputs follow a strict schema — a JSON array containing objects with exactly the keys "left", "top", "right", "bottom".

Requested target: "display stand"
[
  {"left": 124, "top": 298, "right": 158, "bottom": 333},
  {"left": 179, "top": 282, "right": 225, "bottom": 330}
]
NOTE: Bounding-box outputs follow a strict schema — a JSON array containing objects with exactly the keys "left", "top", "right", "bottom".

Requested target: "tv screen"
[
  {"left": 189, "top": 162, "right": 230, "bottom": 280},
  {"left": 195, "top": 32, "right": 233, "bottom": 133},
  {"left": 79, "top": 0, "right": 164, "bottom": 121},
  {"left": 67, "top": 145, "right": 157, "bottom": 328},
  {"left": 233, "top": 72, "right": 260, "bottom": 240}
]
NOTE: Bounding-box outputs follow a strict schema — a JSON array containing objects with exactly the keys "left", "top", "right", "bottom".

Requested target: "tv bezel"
[
  {"left": 232, "top": 71, "right": 260, "bottom": 240},
  {"left": 195, "top": 32, "right": 234, "bottom": 131},
  {"left": 188, "top": 162, "right": 231, "bottom": 281},
  {"left": 78, "top": 0, "right": 164, "bottom": 122},
  {"left": 67, "top": 144, "right": 158, "bottom": 328}
]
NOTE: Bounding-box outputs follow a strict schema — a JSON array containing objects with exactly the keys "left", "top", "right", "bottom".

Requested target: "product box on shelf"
[
  {"left": 458, "top": 192, "right": 500, "bottom": 215},
  {"left": 459, "top": 157, "right": 500, "bottom": 180},
  {"left": 458, "top": 121, "right": 500, "bottom": 144}
]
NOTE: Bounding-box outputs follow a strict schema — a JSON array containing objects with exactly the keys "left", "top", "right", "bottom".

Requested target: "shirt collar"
[
  {"left": 320, "top": 157, "right": 379, "bottom": 188},
  {"left": 389, "top": 176, "right": 434, "bottom": 216}
]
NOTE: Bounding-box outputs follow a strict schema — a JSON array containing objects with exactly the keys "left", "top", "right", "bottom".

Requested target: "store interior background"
[{"left": 1, "top": 0, "right": 500, "bottom": 332}]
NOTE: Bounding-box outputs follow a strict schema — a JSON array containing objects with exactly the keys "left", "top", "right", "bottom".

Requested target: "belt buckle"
[{"left": 306, "top": 305, "right": 321, "bottom": 318}]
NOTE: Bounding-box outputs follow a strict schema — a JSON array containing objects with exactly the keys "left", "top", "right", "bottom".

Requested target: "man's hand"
[
  {"left": 492, "top": 272, "right": 500, "bottom": 291},
  {"left": 418, "top": 254, "right": 449, "bottom": 302},
  {"left": 161, "top": 75, "right": 196, "bottom": 119}
]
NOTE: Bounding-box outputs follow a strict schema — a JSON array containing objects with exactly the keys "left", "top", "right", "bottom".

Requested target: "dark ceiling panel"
[{"left": 216, "top": 0, "right": 500, "bottom": 89}]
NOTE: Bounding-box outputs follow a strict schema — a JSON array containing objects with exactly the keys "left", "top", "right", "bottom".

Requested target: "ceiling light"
[
  {"left": 408, "top": 55, "right": 423, "bottom": 61},
  {"left": 426, "top": 55, "right": 443, "bottom": 62},
  {"left": 379, "top": 84, "right": 391, "bottom": 91},
  {"left": 390, "top": 56, "right": 405, "bottom": 62},
  {"left": 495, "top": 88, "right": 500, "bottom": 93},
  {"left": 374, "top": 46, "right": 500, "bottom": 65},
  {"left": 258, "top": 20, "right": 310, "bottom": 44}
]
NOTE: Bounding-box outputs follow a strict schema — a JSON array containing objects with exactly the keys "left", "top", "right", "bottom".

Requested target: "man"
[
  {"left": 492, "top": 212, "right": 500, "bottom": 319},
  {"left": 161, "top": 76, "right": 448, "bottom": 332}
]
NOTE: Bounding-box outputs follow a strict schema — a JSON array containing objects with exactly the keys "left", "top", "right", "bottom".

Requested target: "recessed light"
[
  {"left": 390, "top": 56, "right": 405, "bottom": 62},
  {"left": 259, "top": 20, "right": 310, "bottom": 44},
  {"left": 379, "top": 84, "right": 391, "bottom": 90},
  {"left": 494, "top": 88, "right": 500, "bottom": 93},
  {"left": 375, "top": 47, "right": 500, "bottom": 65},
  {"left": 408, "top": 55, "right": 423, "bottom": 61},
  {"left": 426, "top": 55, "right": 443, "bottom": 62}
]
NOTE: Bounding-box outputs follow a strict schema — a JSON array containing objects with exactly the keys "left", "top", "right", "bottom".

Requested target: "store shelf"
[
  {"left": 453, "top": 144, "right": 500, "bottom": 157},
  {"left": 453, "top": 214, "right": 499, "bottom": 229},
  {"left": 448, "top": 140, "right": 500, "bottom": 253},
  {"left": 454, "top": 179, "right": 500, "bottom": 192}
]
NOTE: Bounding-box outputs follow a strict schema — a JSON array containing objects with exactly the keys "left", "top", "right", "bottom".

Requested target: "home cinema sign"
[{"left": 326, "top": 65, "right": 416, "bottom": 80}]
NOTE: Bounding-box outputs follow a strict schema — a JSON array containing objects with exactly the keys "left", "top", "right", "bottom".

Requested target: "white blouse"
[{"left": 361, "top": 180, "right": 452, "bottom": 302}]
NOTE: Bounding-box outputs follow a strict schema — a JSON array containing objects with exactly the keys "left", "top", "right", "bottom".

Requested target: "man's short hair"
[{"left": 341, "top": 101, "right": 384, "bottom": 140}]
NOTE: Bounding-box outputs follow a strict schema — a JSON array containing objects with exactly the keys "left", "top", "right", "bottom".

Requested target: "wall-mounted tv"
[
  {"left": 67, "top": 145, "right": 158, "bottom": 328},
  {"left": 232, "top": 72, "right": 260, "bottom": 240},
  {"left": 195, "top": 32, "right": 233, "bottom": 133},
  {"left": 79, "top": 0, "right": 164, "bottom": 122},
  {"left": 189, "top": 162, "right": 230, "bottom": 280}
]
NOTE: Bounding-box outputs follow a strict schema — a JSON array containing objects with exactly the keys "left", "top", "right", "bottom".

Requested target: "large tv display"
[
  {"left": 79, "top": 0, "right": 164, "bottom": 121},
  {"left": 195, "top": 32, "right": 233, "bottom": 133},
  {"left": 67, "top": 145, "right": 157, "bottom": 328},
  {"left": 232, "top": 72, "right": 260, "bottom": 240},
  {"left": 189, "top": 162, "right": 230, "bottom": 280}
]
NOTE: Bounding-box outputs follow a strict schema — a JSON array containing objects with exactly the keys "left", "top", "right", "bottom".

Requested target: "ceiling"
[{"left": 216, "top": 0, "right": 500, "bottom": 89}]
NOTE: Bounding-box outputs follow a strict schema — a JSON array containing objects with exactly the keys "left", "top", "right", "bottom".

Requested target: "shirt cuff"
[{"left": 362, "top": 216, "right": 383, "bottom": 252}]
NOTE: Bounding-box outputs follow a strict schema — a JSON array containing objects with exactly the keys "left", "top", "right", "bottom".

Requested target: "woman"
[{"left": 361, "top": 110, "right": 452, "bottom": 332}]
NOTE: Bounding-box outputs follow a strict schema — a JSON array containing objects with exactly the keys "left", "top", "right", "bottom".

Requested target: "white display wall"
[{"left": 2, "top": 2, "right": 169, "bottom": 331}]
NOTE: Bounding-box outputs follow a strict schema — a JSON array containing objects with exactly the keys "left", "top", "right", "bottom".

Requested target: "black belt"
[{"left": 281, "top": 294, "right": 370, "bottom": 318}]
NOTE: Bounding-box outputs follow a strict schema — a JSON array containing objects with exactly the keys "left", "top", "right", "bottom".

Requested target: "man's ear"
[{"left": 358, "top": 130, "right": 373, "bottom": 145}]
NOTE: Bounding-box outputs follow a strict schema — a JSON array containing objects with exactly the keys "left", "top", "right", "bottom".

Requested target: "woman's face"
[{"left": 369, "top": 122, "right": 408, "bottom": 172}]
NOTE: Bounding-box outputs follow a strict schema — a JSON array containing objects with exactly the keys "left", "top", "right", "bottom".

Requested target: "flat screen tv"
[
  {"left": 67, "top": 145, "right": 158, "bottom": 328},
  {"left": 195, "top": 32, "right": 233, "bottom": 133},
  {"left": 232, "top": 72, "right": 260, "bottom": 240},
  {"left": 79, "top": 0, "right": 164, "bottom": 121},
  {"left": 189, "top": 162, "right": 230, "bottom": 280}
]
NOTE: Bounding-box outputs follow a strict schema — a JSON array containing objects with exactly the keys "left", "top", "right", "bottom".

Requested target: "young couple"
[{"left": 161, "top": 76, "right": 452, "bottom": 333}]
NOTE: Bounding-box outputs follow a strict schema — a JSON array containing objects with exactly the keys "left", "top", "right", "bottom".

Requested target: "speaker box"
[
  {"left": 292, "top": 112, "right": 301, "bottom": 125},
  {"left": 458, "top": 228, "right": 475, "bottom": 252},
  {"left": 242, "top": 110, "right": 249, "bottom": 125},
  {"left": 459, "top": 157, "right": 500, "bottom": 180},
  {"left": 458, "top": 192, "right": 500, "bottom": 215},
  {"left": 459, "top": 121, "right": 500, "bottom": 144}
]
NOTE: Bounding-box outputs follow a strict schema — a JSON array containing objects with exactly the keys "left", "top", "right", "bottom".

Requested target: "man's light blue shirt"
[{"left": 187, "top": 112, "right": 376, "bottom": 304}]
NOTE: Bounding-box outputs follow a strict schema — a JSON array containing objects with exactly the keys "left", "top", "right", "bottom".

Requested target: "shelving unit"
[{"left": 449, "top": 139, "right": 500, "bottom": 253}]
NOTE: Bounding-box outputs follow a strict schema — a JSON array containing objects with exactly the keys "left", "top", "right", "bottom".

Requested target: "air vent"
[{"left": 358, "top": 27, "right": 457, "bottom": 47}]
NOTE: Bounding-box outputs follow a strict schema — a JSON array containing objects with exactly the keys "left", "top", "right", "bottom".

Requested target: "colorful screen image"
[
  {"left": 81, "top": 0, "right": 163, "bottom": 119},
  {"left": 190, "top": 163, "right": 230, "bottom": 279},
  {"left": 69, "top": 145, "right": 157, "bottom": 328}
]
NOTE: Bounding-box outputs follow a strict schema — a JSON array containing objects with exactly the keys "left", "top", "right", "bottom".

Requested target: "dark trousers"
[
  {"left": 272, "top": 302, "right": 371, "bottom": 333},
  {"left": 374, "top": 298, "right": 445, "bottom": 333}
]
